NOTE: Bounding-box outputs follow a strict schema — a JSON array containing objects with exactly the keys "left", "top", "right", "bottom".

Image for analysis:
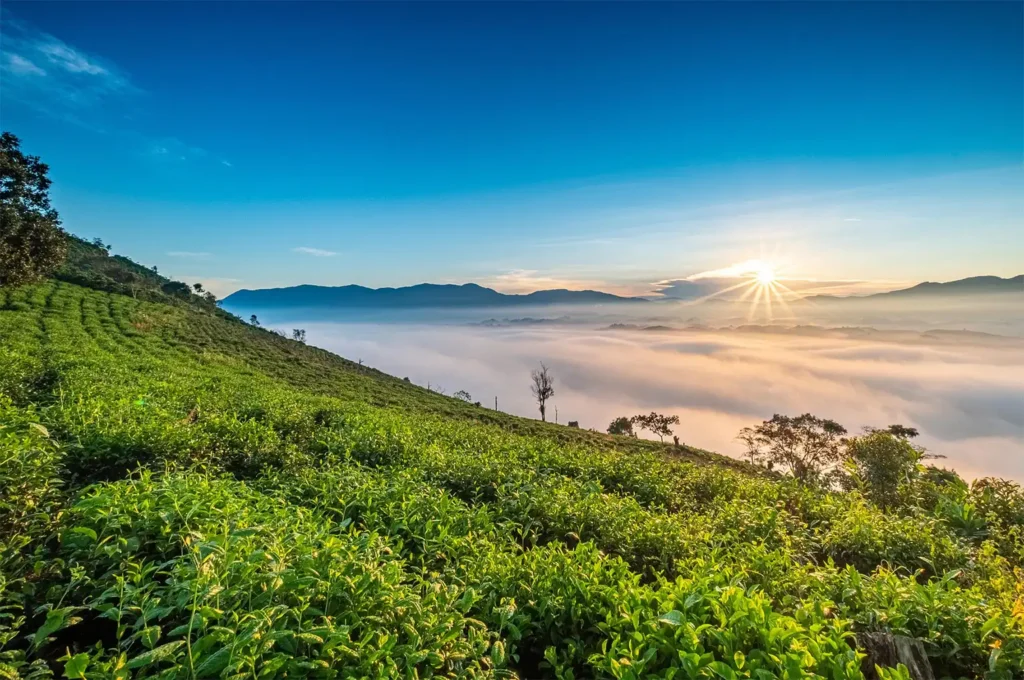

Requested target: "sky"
[{"left": 2, "top": 2, "right": 1022, "bottom": 297}]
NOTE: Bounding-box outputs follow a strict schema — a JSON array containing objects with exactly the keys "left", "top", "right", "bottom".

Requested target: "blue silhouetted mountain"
[
  {"left": 221, "top": 282, "right": 641, "bottom": 310},
  {"left": 806, "top": 275, "right": 1023, "bottom": 301},
  {"left": 869, "top": 275, "right": 1023, "bottom": 297}
]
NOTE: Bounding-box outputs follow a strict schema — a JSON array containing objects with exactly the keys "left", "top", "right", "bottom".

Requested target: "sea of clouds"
[{"left": 291, "top": 322, "right": 1024, "bottom": 482}]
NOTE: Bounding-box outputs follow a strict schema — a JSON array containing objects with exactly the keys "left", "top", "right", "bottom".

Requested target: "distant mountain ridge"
[
  {"left": 807, "top": 275, "right": 1023, "bottom": 301},
  {"left": 222, "top": 274, "right": 1022, "bottom": 311},
  {"left": 221, "top": 282, "right": 640, "bottom": 310}
]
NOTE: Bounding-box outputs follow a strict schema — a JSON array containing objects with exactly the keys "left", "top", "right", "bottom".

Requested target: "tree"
[
  {"left": 108, "top": 268, "right": 142, "bottom": 299},
  {"left": 291, "top": 328, "right": 306, "bottom": 343},
  {"left": 0, "top": 131, "right": 67, "bottom": 286},
  {"left": 879, "top": 424, "right": 919, "bottom": 440},
  {"left": 607, "top": 416, "right": 635, "bottom": 437},
  {"left": 632, "top": 412, "right": 680, "bottom": 443},
  {"left": 161, "top": 281, "right": 192, "bottom": 298},
  {"left": 737, "top": 413, "right": 847, "bottom": 484},
  {"left": 249, "top": 314, "right": 260, "bottom": 327},
  {"left": 453, "top": 390, "right": 473, "bottom": 402},
  {"left": 530, "top": 362, "right": 555, "bottom": 421},
  {"left": 845, "top": 430, "right": 924, "bottom": 510},
  {"left": 193, "top": 282, "right": 205, "bottom": 294}
]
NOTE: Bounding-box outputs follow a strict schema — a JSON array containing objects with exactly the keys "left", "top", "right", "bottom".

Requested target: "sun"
[{"left": 755, "top": 265, "right": 777, "bottom": 286}]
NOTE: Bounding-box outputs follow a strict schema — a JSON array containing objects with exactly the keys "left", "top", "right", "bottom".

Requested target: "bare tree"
[{"left": 530, "top": 362, "right": 555, "bottom": 421}]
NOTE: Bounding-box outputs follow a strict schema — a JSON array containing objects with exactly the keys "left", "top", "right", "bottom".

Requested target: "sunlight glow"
[
  {"left": 755, "top": 265, "right": 776, "bottom": 285},
  {"left": 730, "top": 260, "right": 791, "bottom": 322}
]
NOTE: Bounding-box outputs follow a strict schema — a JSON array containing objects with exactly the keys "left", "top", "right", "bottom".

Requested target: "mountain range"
[
  {"left": 221, "top": 275, "right": 1022, "bottom": 311},
  {"left": 221, "top": 282, "right": 639, "bottom": 310},
  {"left": 803, "top": 275, "right": 1022, "bottom": 301}
]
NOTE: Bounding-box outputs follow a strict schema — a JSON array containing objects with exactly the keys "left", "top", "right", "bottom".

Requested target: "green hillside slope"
[{"left": 1, "top": 279, "right": 1022, "bottom": 679}]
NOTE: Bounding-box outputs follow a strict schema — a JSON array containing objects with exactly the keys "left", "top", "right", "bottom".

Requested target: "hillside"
[
  {"left": 221, "top": 282, "right": 640, "bottom": 311},
  {"left": 1, "top": 274, "right": 1022, "bottom": 678},
  {"left": 54, "top": 234, "right": 240, "bottom": 320}
]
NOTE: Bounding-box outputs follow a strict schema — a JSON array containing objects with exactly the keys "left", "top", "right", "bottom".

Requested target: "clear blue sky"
[{"left": 2, "top": 2, "right": 1021, "bottom": 296}]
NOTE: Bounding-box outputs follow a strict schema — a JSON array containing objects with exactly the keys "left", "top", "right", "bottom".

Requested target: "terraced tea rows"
[{"left": 1, "top": 281, "right": 1021, "bottom": 679}]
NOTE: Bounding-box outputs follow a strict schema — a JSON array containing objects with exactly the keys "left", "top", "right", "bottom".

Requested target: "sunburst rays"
[{"left": 727, "top": 261, "right": 797, "bottom": 322}]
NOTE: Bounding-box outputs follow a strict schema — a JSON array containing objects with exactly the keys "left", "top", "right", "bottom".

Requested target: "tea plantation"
[{"left": 1, "top": 280, "right": 1021, "bottom": 679}]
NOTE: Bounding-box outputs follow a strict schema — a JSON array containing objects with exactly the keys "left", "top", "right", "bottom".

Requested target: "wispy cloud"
[
  {"left": 148, "top": 138, "right": 213, "bottom": 163},
  {"left": 167, "top": 251, "right": 211, "bottom": 259},
  {"left": 0, "top": 14, "right": 230, "bottom": 166},
  {"left": 293, "top": 247, "right": 338, "bottom": 257},
  {"left": 5, "top": 52, "right": 45, "bottom": 76},
  {"left": 0, "top": 16, "right": 133, "bottom": 117}
]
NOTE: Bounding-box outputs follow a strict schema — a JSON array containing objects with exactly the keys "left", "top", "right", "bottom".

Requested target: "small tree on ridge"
[{"left": 530, "top": 362, "right": 555, "bottom": 422}]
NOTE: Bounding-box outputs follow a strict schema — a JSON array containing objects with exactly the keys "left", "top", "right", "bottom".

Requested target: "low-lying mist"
[{"left": 276, "top": 319, "right": 1024, "bottom": 483}]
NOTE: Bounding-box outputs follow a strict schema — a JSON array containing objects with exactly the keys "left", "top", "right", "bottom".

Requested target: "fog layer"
[{"left": 290, "top": 322, "right": 1024, "bottom": 482}]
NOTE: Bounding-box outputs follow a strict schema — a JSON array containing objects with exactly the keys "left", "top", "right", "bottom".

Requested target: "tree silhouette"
[
  {"left": 632, "top": 412, "right": 680, "bottom": 443},
  {"left": 738, "top": 413, "right": 847, "bottom": 484},
  {"left": 607, "top": 416, "right": 635, "bottom": 437},
  {"left": 530, "top": 362, "right": 555, "bottom": 421}
]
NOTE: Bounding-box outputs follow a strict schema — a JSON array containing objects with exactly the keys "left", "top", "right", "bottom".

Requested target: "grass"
[{"left": 0, "top": 279, "right": 1021, "bottom": 679}]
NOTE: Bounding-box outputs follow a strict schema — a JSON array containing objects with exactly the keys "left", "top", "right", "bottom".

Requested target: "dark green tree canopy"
[
  {"left": 607, "top": 416, "right": 635, "bottom": 437},
  {"left": 738, "top": 413, "right": 847, "bottom": 484},
  {"left": 1, "top": 132, "right": 68, "bottom": 286}
]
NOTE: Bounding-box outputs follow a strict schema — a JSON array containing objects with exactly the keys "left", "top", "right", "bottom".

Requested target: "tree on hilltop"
[
  {"left": 738, "top": 413, "right": 847, "bottom": 484},
  {"left": 607, "top": 416, "right": 635, "bottom": 437},
  {"left": 1, "top": 132, "right": 68, "bottom": 286},
  {"left": 844, "top": 429, "right": 925, "bottom": 510},
  {"left": 530, "top": 362, "right": 555, "bottom": 422},
  {"left": 632, "top": 412, "right": 680, "bottom": 443}
]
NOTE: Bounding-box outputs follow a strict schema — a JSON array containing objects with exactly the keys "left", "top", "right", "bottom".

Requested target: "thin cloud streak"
[
  {"left": 293, "top": 247, "right": 338, "bottom": 257},
  {"left": 167, "top": 251, "right": 211, "bottom": 259}
]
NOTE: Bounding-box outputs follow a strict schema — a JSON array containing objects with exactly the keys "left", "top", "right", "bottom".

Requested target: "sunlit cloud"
[
  {"left": 299, "top": 322, "right": 1024, "bottom": 482},
  {"left": 478, "top": 269, "right": 643, "bottom": 296},
  {"left": 293, "top": 247, "right": 338, "bottom": 257}
]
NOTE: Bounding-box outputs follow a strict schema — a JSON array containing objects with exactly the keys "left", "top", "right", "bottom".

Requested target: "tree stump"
[{"left": 857, "top": 632, "right": 935, "bottom": 680}]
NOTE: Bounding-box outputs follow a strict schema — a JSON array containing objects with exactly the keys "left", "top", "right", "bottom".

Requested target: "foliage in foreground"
[{"left": 0, "top": 280, "right": 1021, "bottom": 679}]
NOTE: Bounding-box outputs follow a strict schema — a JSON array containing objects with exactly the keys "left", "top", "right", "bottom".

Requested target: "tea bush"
[{"left": 0, "top": 280, "right": 1021, "bottom": 679}]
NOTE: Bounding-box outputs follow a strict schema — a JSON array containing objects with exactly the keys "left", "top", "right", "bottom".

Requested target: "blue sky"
[{"left": 2, "top": 2, "right": 1021, "bottom": 296}]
